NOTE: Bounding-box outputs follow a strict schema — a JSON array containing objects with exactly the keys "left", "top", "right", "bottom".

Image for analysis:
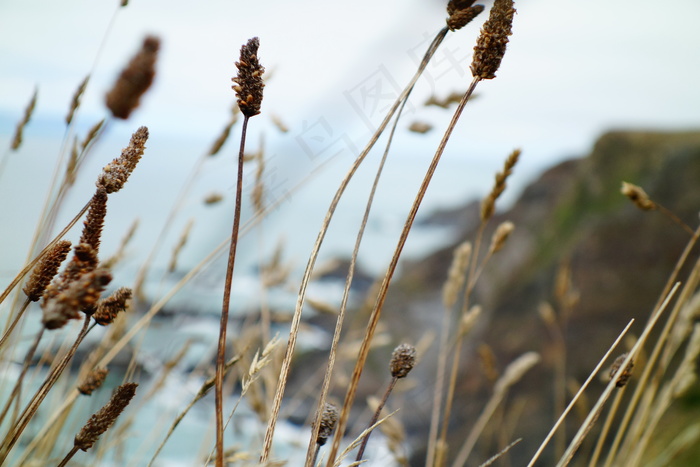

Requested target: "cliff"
[{"left": 383, "top": 130, "right": 700, "bottom": 465}]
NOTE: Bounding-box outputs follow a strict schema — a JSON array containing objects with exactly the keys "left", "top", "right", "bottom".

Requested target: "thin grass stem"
[
  {"left": 260, "top": 27, "right": 450, "bottom": 464},
  {"left": 557, "top": 282, "right": 680, "bottom": 467},
  {"left": 303, "top": 59, "right": 421, "bottom": 466},
  {"left": 325, "top": 76, "right": 481, "bottom": 466},
  {"left": 214, "top": 115, "right": 249, "bottom": 467},
  {"left": 528, "top": 319, "right": 635, "bottom": 467},
  {"left": 0, "top": 314, "right": 91, "bottom": 463}
]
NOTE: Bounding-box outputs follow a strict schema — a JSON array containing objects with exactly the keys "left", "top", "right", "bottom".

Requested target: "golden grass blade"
[
  {"left": 325, "top": 76, "right": 481, "bottom": 466},
  {"left": 527, "top": 319, "right": 635, "bottom": 467},
  {"left": 556, "top": 282, "right": 681, "bottom": 467},
  {"left": 304, "top": 57, "right": 428, "bottom": 466},
  {"left": 452, "top": 351, "right": 540, "bottom": 467},
  {"left": 602, "top": 233, "right": 700, "bottom": 466},
  {"left": 260, "top": 27, "right": 451, "bottom": 464}
]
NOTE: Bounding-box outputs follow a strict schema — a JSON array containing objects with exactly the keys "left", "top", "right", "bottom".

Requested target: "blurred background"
[
  {"left": 1, "top": 0, "right": 700, "bottom": 465},
  {"left": 1, "top": 0, "right": 699, "bottom": 281}
]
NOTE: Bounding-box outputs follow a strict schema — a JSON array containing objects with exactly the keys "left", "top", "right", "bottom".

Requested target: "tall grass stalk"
[
  {"left": 325, "top": 75, "right": 481, "bottom": 465},
  {"left": 556, "top": 282, "right": 681, "bottom": 467},
  {"left": 601, "top": 227, "right": 700, "bottom": 466},
  {"left": 302, "top": 29, "right": 449, "bottom": 462},
  {"left": 527, "top": 319, "right": 635, "bottom": 467},
  {"left": 260, "top": 26, "right": 451, "bottom": 464}
]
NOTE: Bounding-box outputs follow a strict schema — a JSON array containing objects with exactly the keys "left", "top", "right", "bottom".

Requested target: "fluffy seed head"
[
  {"left": 390, "top": 343, "right": 417, "bottom": 379},
  {"left": 470, "top": 0, "right": 516, "bottom": 80},
  {"left": 97, "top": 126, "right": 149, "bottom": 193},
  {"left": 232, "top": 37, "right": 265, "bottom": 117},
  {"left": 316, "top": 403, "right": 339, "bottom": 446},
  {"left": 74, "top": 382, "right": 138, "bottom": 451},
  {"left": 105, "top": 36, "right": 160, "bottom": 119}
]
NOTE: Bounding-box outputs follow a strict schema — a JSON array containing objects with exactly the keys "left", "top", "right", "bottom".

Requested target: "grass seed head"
[
  {"left": 621, "top": 181, "right": 656, "bottom": 211},
  {"left": 79, "top": 187, "right": 108, "bottom": 253},
  {"left": 447, "top": 5, "right": 485, "bottom": 31},
  {"left": 481, "top": 148, "right": 520, "bottom": 221},
  {"left": 66, "top": 76, "right": 89, "bottom": 125},
  {"left": 93, "top": 287, "right": 132, "bottom": 326},
  {"left": 78, "top": 368, "right": 109, "bottom": 396},
  {"left": 42, "top": 242, "right": 100, "bottom": 305},
  {"left": 470, "top": 0, "right": 516, "bottom": 80},
  {"left": 96, "top": 126, "right": 149, "bottom": 194},
  {"left": 42, "top": 267, "right": 112, "bottom": 329},
  {"left": 390, "top": 343, "right": 417, "bottom": 379},
  {"left": 74, "top": 382, "right": 138, "bottom": 451},
  {"left": 610, "top": 353, "right": 634, "bottom": 388},
  {"left": 232, "top": 37, "right": 265, "bottom": 117},
  {"left": 11, "top": 87, "right": 38, "bottom": 151},
  {"left": 105, "top": 36, "right": 160, "bottom": 119},
  {"left": 447, "top": 0, "right": 478, "bottom": 16},
  {"left": 489, "top": 221, "right": 515, "bottom": 253},
  {"left": 23, "top": 240, "right": 72, "bottom": 302},
  {"left": 317, "top": 403, "right": 339, "bottom": 446}
]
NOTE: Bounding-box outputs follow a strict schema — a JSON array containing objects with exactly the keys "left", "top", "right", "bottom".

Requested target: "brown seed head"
[
  {"left": 232, "top": 37, "right": 265, "bottom": 117},
  {"left": 82, "top": 119, "right": 105, "bottom": 151},
  {"left": 66, "top": 76, "right": 89, "bottom": 125},
  {"left": 447, "top": 5, "right": 485, "bottom": 31},
  {"left": 96, "top": 126, "right": 149, "bottom": 193},
  {"left": 74, "top": 382, "right": 138, "bottom": 451},
  {"left": 447, "top": 0, "right": 478, "bottom": 16},
  {"left": 208, "top": 120, "right": 235, "bottom": 157},
  {"left": 78, "top": 368, "right": 109, "bottom": 395},
  {"left": 621, "top": 181, "right": 656, "bottom": 211},
  {"left": 66, "top": 137, "right": 79, "bottom": 187},
  {"left": 489, "top": 221, "right": 515, "bottom": 253},
  {"left": 11, "top": 87, "right": 38, "bottom": 151},
  {"left": 93, "top": 287, "right": 132, "bottom": 326},
  {"left": 79, "top": 187, "right": 108, "bottom": 253},
  {"left": 41, "top": 267, "right": 112, "bottom": 330},
  {"left": 610, "top": 353, "right": 634, "bottom": 388},
  {"left": 316, "top": 403, "right": 339, "bottom": 446},
  {"left": 390, "top": 343, "right": 417, "bottom": 379},
  {"left": 105, "top": 36, "right": 160, "bottom": 119},
  {"left": 23, "top": 240, "right": 72, "bottom": 302},
  {"left": 470, "top": 0, "right": 516, "bottom": 80},
  {"left": 481, "top": 149, "right": 520, "bottom": 221},
  {"left": 42, "top": 243, "right": 100, "bottom": 305}
]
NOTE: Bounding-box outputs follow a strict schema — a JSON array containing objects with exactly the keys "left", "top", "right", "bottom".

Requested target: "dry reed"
[{"left": 214, "top": 36, "right": 266, "bottom": 467}]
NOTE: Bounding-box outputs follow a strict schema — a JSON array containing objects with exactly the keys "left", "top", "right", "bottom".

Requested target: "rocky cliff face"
[{"left": 382, "top": 130, "right": 700, "bottom": 465}]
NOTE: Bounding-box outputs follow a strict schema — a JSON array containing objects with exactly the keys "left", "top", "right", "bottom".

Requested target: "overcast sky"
[
  {"left": 2, "top": 0, "right": 699, "bottom": 152},
  {"left": 1, "top": 0, "right": 700, "bottom": 276}
]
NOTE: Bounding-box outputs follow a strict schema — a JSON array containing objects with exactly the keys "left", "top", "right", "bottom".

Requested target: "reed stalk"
[
  {"left": 261, "top": 26, "right": 451, "bottom": 464},
  {"left": 325, "top": 76, "right": 481, "bottom": 466}
]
